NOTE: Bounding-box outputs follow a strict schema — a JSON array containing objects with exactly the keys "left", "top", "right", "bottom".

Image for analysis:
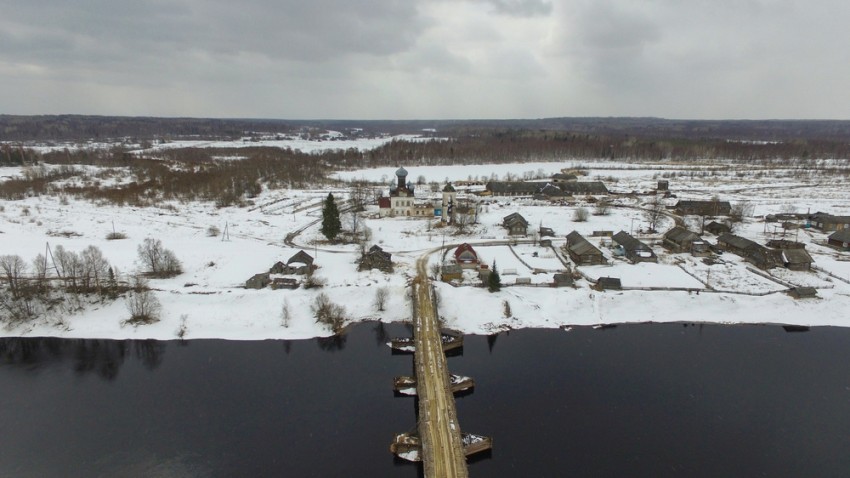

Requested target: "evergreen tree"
[
  {"left": 321, "top": 193, "right": 341, "bottom": 241},
  {"left": 488, "top": 260, "right": 501, "bottom": 292}
]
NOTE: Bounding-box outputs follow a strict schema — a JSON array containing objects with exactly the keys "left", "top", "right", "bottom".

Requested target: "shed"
[
  {"left": 441, "top": 264, "right": 463, "bottom": 282},
  {"left": 553, "top": 273, "right": 574, "bottom": 287},
  {"left": 270, "top": 250, "right": 315, "bottom": 275},
  {"left": 596, "top": 277, "right": 622, "bottom": 291},
  {"left": 788, "top": 287, "right": 818, "bottom": 299},
  {"left": 270, "top": 278, "right": 299, "bottom": 290},
  {"left": 539, "top": 226, "right": 555, "bottom": 237}
]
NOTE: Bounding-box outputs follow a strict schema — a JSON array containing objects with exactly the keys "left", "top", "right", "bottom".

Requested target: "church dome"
[{"left": 395, "top": 166, "right": 408, "bottom": 177}]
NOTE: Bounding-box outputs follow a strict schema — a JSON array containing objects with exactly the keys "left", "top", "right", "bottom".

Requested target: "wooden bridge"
[{"left": 389, "top": 253, "right": 491, "bottom": 476}]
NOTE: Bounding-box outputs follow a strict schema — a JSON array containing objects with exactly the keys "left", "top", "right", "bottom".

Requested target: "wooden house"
[
  {"left": 359, "top": 245, "right": 393, "bottom": 272},
  {"left": 612, "top": 231, "right": 657, "bottom": 263},
  {"left": 808, "top": 212, "right": 850, "bottom": 232},
  {"left": 453, "top": 243, "right": 480, "bottom": 269},
  {"left": 704, "top": 221, "right": 731, "bottom": 236},
  {"left": 828, "top": 229, "right": 850, "bottom": 249},
  {"left": 564, "top": 231, "right": 606, "bottom": 265},
  {"left": 716, "top": 233, "right": 778, "bottom": 270},
  {"left": 674, "top": 200, "right": 732, "bottom": 216},
  {"left": 663, "top": 226, "right": 708, "bottom": 255},
  {"left": 502, "top": 213, "right": 529, "bottom": 236}
]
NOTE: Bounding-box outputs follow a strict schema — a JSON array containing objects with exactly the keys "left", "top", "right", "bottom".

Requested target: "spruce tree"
[
  {"left": 488, "top": 260, "right": 501, "bottom": 292},
  {"left": 321, "top": 193, "right": 341, "bottom": 241}
]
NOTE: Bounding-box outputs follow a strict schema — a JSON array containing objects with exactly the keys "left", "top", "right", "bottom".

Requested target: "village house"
[
  {"left": 809, "top": 212, "right": 850, "bottom": 232},
  {"left": 359, "top": 245, "right": 393, "bottom": 272},
  {"left": 453, "top": 243, "right": 480, "bottom": 269},
  {"left": 663, "top": 226, "right": 709, "bottom": 255},
  {"left": 612, "top": 231, "right": 657, "bottom": 263},
  {"left": 270, "top": 250, "right": 315, "bottom": 275},
  {"left": 485, "top": 180, "right": 607, "bottom": 197},
  {"left": 716, "top": 233, "right": 779, "bottom": 270},
  {"left": 674, "top": 199, "right": 732, "bottom": 216},
  {"left": 828, "top": 229, "right": 850, "bottom": 250},
  {"left": 704, "top": 221, "right": 731, "bottom": 236},
  {"left": 502, "top": 212, "right": 529, "bottom": 236},
  {"left": 565, "top": 231, "right": 606, "bottom": 265}
]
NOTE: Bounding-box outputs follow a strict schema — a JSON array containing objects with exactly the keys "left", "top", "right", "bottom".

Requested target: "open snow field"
[{"left": 2, "top": 145, "right": 850, "bottom": 339}]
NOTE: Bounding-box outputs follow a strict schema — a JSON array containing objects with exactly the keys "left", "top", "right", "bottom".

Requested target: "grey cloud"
[
  {"left": 0, "top": 0, "right": 428, "bottom": 68},
  {"left": 482, "top": 0, "right": 553, "bottom": 17}
]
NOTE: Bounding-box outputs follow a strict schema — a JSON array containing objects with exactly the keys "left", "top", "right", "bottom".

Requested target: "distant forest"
[{"left": 2, "top": 115, "right": 850, "bottom": 207}]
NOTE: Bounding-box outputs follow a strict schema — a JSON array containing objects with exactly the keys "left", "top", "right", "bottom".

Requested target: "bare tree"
[
  {"left": 137, "top": 238, "right": 182, "bottom": 278},
  {"left": 281, "top": 298, "right": 292, "bottom": 327},
  {"left": 125, "top": 276, "right": 161, "bottom": 324},
  {"left": 81, "top": 245, "right": 110, "bottom": 292},
  {"left": 573, "top": 207, "right": 589, "bottom": 222},
  {"left": 594, "top": 198, "right": 612, "bottom": 216},
  {"left": 312, "top": 292, "right": 346, "bottom": 333},
  {"left": 729, "top": 201, "right": 755, "bottom": 224},
  {"left": 0, "top": 255, "right": 27, "bottom": 298},
  {"left": 374, "top": 287, "right": 389, "bottom": 312},
  {"left": 643, "top": 196, "right": 666, "bottom": 232}
]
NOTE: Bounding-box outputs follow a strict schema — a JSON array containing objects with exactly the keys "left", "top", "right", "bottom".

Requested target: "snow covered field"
[{"left": 2, "top": 141, "right": 850, "bottom": 340}]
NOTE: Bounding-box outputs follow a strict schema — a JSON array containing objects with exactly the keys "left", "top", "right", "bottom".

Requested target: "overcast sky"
[{"left": 1, "top": 0, "right": 849, "bottom": 120}]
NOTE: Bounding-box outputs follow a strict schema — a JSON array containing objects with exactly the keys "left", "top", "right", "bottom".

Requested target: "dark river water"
[{"left": 1, "top": 323, "right": 849, "bottom": 478}]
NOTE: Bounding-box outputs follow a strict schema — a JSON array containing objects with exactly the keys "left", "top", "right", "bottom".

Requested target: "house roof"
[
  {"left": 454, "top": 243, "right": 478, "bottom": 261},
  {"left": 597, "top": 277, "right": 622, "bottom": 289},
  {"left": 829, "top": 229, "right": 850, "bottom": 242},
  {"left": 717, "top": 233, "right": 760, "bottom": 251},
  {"left": 486, "top": 181, "right": 541, "bottom": 194},
  {"left": 705, "top": 221, "right": 731, "bottom": 233},
  {"left": 663, "top": 226, "right": 701, "bottom": 244},
  {"left": 612, "top": 230, "right": 652, "bottom": 253},
  {"left": 552, "top": 173, "right": 577, "bottom": 181},
  {"left": 566, "top": 231, "right": 603, "bottom": 256},
  {"left": 811, "top": 212, "right": 850, "bottom": 224},
  {"left": 441, "top": 264, "right": 463, "bottom": 274},
  {"left": 287, "top": 250, "right": 314, "bottom": 266},
  {"left": 502, "top": 212, "right": 529, "bottom": 227},
  {"left": 781, "top": 248, "right": 813, "bottom": 265}
]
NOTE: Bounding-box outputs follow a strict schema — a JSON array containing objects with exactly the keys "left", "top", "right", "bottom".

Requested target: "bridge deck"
[{"left": 413, "top": 256, "right": 469, "bottom": 478}]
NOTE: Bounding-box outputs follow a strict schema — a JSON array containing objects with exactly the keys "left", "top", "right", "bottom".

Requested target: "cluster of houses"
[{"left": 246, "top": 250, "right": 316, "bottom": 290}]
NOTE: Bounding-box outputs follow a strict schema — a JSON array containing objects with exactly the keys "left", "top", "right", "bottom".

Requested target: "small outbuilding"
[
  {"left": 441, "top": 264, "right": 463, "bottom": 282},
  {"left": 788, "top": 287, "right": 818, "bottom": 299},
  {"left": 675, "top": 199, "right": 732, "bottom": 216},
  {"left": 778, "top": 248, "right": 813, "bottom": 271},
  {"left": 246, "top": 273, "right": 271, "bottom": 289},
  {"left": 595, "top": 277, "right": 622, "bottom": 291},
  {"left": 553, "top": 273, "right": 574, "bottom": 287}
]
